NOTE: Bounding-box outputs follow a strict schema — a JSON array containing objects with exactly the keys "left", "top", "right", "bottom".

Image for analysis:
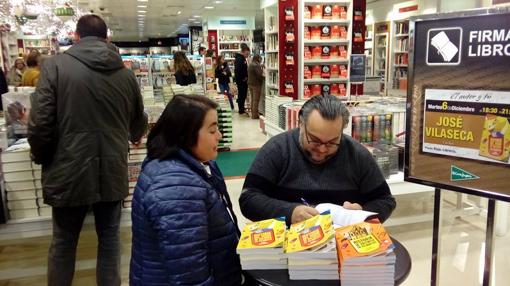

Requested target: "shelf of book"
[
  {"left": 389, "top": 19, "right": 409, "bottom": 93},
  {"left": 365, "top": 23, "right": 374, "bottom": 77},
  {"left": 374, "top": 21, "right": 390, "bottom": 96},
  {"left": 264, "top": 1, "right": 279, "bottom": 99},
  {"left": 300, "top": 0, "right": 353, "bottom": 99}
]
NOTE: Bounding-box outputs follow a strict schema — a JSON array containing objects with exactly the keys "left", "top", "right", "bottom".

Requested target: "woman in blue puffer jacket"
[{"left": 130, "top": 94, "right": 242, "bottom": 285}]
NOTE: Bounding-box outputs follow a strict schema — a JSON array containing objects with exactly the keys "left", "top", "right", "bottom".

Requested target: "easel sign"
[
  {"left": 405, "top": 8, "right": 510, "bottom": 202},
  {"left": 406, "top": 8, "right": 510, "bottom": 286}
]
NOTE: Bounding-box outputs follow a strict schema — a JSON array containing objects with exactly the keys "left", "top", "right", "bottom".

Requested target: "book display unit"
[
  {"left": 374, "top": 21, "right": 390, "bottom": 96},
  {"left": 364, "top": 23, "right": 373, "bottom": 77},
  {"left": 264, "top": 2, "right": 280, "bottom": 98},
  {"left": 389, "top": 19, "right": 409, "bottom": 96},
  {"left": 217, "top": 30, "right": 253, "bottom": 73},
  {"left": 300, "top": 0, "right": 352, "bottom": 99},
  {"left": 0, "top": 30, "right": 19, "bottom": 72},
  {"left": 19, "top": 35, "right": 53, "bottom": 55}
]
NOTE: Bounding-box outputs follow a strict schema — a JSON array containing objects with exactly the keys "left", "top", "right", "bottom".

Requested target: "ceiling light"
[
  {"left": 137, "top": 0, "right": 148, "bottom": 2},
  {"left": 138, "top": 10, "right": 147, "bottom": 13},
  {"left": 214, "top": 1, "right": 222, "bottom": 3},
  {"left": 137, "top": 5, "right": 147, "bottom": 8},
  {"left": 193, "top": 15, "right": 201, "bottom": 18},
  {"left": 177, "top": 11, "right": 182, "bottom": 15},
  {"left": 204, "top": 6, "right": 214, "bottom": 9}
]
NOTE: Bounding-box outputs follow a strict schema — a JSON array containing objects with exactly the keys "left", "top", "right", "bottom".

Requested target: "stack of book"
[
  {"left": 285, "top": 212, "right": 338, "bottom": 280},
  {"left": 1, "top": 140, "right": 40, "bottom": 219},
  {"left": 335, "top": 219, "right": 396, "bottom": 286},
  {"left": 236, "top": 217, "right": 287, "bottom": 270}
]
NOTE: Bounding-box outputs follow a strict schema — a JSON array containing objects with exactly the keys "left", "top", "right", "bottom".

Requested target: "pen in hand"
[{"left": 300, "top": 198, "right": 310, "bottom": 206}]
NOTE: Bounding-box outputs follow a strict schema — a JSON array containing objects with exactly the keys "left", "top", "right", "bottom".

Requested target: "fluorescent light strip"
[
  {"left": 137, "top": 5, "right": 147, "bottom": 8},
  {"left": 204, "top": 6, "right": 214, "bottom": 9}
]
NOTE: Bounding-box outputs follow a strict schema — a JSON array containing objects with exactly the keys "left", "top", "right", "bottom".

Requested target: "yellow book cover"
[
  {"left": 479, "top": 114, "right": 510, "bottom": 162},
  {"left": 237, "top": 217, "right": 286, "bottom": 250},
  {"left": 285, "top": 212, "right": 334, "bottom": 253},
  {"left": 335, "top": 219, "right": 393, "bottom": 264}
]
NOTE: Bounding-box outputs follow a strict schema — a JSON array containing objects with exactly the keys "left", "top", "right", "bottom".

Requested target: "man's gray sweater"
[{"left": 240, "top": 128, "right": 396, "bottom": 225}]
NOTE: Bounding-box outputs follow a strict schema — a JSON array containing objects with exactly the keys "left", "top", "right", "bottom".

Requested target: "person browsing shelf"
[
  {"left": 130, "top": 94, "right": 242, "bottom": 286},
  {"left": 247, "top": 54, "right": 264, "bottom": 119},
  {"left": 28, "top": 14, "right": 147, "bottom": 286},
  {"left": 215, "top": 55, "right": 234, "bottom": 110},
  {"left": 21, "top": 52, "right": 41, "bottom": 87},
  {"left": 173, "top": 51, "right": 197, "bottom": 86},
  {"left": 7, "top": 58, "right": 26, "bottom": 87},
  {"left": 234, "top": 43, "right": 250, "bottom": 114},
  {"left": 239, "top": 95, "right": 396, "bottom": 225}
]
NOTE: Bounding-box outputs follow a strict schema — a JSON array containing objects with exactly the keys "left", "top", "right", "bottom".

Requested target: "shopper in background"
[
  {"left": 130, "top": 94, "right": 242, "bottom": 286},
  {"left": 247, "top": 54, "right": 264, "bottom": 119},
  {"left": 234, "top": 43, "right": 250, "bottom": 114},
  {"left": 28, "top": 14, "right": 147, "bottom": 286},
  {"left": 173, "top": 51, "right": 197, "bottom": 86},
  {"left": 21, "top": 52, "right": 41, "bottom": 87},
  {"left": 0, "top": 68, "right": 7, "bottom": 111},
  {"left": 215, "top": 55, "right": 234, "bottom": 110},
  {"left": 198, "top": 46, "right": 206, "bottom": 56},
  {"left": 7, "top": 58, "right": 26, "bottom": 87},
  {"left": 206, "top": 49, "right": 215, "bottom": 58},
  {"left": 239, "top": 95, "right": 396, "bottom": 226}
]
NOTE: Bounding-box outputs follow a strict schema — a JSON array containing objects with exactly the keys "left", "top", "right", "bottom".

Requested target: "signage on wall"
[
  {"left": 393, "top": 1, "right": 419, "bottom": 17},
  {"left": 349, "top": 54, "right": 366, "bottom": 83},
  {"left": 405, "top": 9, "right": 510, "bottom": 201},
  {"left": 220, "top": 20, "right": 247, "bottom": 25}
]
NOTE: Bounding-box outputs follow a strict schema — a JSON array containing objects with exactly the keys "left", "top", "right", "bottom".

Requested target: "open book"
[
  {"left": 315, "top": 203, "right": 377, "bottom": 228},
  {"left": 430, "top": 31, "right": 458, "bottom": 62}
]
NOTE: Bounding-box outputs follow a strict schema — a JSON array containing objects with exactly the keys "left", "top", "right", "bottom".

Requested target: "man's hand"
[
  {"left": 291, "top": 205, "right": 320, "bottom": 224},
  {"left": 343, "top": 201, "right": 362, "bottom": 210}
]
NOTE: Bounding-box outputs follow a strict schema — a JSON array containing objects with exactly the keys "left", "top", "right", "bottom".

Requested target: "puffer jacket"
[
  {"left": 129, "top": 149, "right": 242, "bottom": 286},
  {"left": 28, "top": 36, "right": 147, "bottom": 207}
]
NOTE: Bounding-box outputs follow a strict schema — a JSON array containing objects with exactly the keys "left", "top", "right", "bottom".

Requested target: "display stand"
[
  {"left": 19, "top": 35, "right": 53, "bottom": 55},
  {"left": 364, "top": 23, "right": 374, "bottom": 77},
  {"left": 405, "top": 8, "right": 510, "bottom": 286}
]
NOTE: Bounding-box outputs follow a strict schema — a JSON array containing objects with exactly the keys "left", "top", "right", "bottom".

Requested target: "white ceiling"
[{"left": 76, "top": 0, "right": 264, "bottom": 41}]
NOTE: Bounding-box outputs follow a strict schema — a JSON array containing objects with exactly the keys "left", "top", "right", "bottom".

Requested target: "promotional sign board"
[
  {"left": 405, "top": 8, "right": 510, "bottom": 201},
  {"left": 349, "top": 54, "right": 366, "bottom": 83}
]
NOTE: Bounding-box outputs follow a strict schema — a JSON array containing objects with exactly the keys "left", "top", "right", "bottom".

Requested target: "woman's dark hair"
[
  {"left": 26, "top": 53, "right": 39, "bottom": 67},
  {"left": 147, "top": 94, "right": 218, "bottom": 159},
  {"left": 173, "top": 51, "right": 195, "bottom": 76}
]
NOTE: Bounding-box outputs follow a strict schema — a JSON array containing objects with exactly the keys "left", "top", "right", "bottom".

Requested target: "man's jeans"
[{"left": 47, "top": 201, "right": 122, "bottom": 286}]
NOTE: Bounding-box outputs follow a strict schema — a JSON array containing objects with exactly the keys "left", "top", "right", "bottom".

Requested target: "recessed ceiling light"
[
  {"left": 138, "top": 10, "right": 146, "bottom": 13},
  {"left": 177, "top": 11, "right": 182, "bottom": 15},
  {"left": 137, "top": 5, "right": 146, "bottom": 8},
  {"left": 137, "top": 0, "right": 148, "bottom": 2},
  {"left": 214, "top": 0, "right": 222, "bottom": 3},
  {"left": 204, "top": 6, "right": 214, "bottom": 9},
  {"left": 193, "top": 15, "right": 201, "bottom": 18}
]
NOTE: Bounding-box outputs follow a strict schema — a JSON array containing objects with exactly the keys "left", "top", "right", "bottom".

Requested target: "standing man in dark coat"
[
  {"left": 27, "top": 15, "right": 147, "bottom": 286},
  {"left": 234, "top": 43, "right": 250, "bottom": 114}
]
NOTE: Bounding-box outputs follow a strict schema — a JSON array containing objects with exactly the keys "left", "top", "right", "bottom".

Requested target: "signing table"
[{"left": 246, "top": 237, "right": 411, "bottom": 286}]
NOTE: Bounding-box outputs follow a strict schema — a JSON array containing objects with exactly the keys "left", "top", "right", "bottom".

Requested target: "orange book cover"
[{"left": 335, "top": 219, "right": 393, "bottom": 265}]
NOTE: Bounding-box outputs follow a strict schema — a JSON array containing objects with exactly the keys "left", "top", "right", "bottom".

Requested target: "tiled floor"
[{"left": 1, "top": 115, "right": 509, "bottom": 285}]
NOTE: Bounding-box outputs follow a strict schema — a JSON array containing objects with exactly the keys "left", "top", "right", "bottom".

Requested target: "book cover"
[
  {"left": 237, "top": 217, "right": 286, "bottom": 252},
  {"left": 335, "top": 219, "right": 394, "bottom": 264},
  {"left": 285, "top": 212, "right": 334, "bottom": 253},
  {"left": 479, "top": 114, "right": 510, "bottom": 162}
]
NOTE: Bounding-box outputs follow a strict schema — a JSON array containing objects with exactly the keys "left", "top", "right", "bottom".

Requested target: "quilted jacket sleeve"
[{"left": 143, "top": 172, "right": 214, "bottom": 286}]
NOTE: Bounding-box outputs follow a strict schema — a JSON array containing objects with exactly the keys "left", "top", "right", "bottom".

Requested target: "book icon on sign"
[{"left": 430, "top": 31, "right": 458, "bottom": 62}]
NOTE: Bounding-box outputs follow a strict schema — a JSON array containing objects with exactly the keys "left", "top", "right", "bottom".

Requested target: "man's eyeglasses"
[{"left": 303, "top": 124, "right": 341, "bottom": 149}]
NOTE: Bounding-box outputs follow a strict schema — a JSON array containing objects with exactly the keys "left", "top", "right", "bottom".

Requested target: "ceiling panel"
[{"left": 79, "top": 0, "right": 263, "bottom": 40}]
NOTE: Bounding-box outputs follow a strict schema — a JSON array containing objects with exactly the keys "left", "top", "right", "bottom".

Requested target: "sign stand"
[{"left": 405, "top": 7, "right": 510, "bottom": 286}]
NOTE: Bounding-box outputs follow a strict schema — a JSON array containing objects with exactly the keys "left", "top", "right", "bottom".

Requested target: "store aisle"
[{"left": 230, "top": 112, "right": 267, "bottom": 150}]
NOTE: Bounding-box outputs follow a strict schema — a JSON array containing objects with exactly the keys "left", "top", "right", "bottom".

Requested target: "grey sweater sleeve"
[{"left": 239, "top": 139, "right": 301, "bottom": 225}]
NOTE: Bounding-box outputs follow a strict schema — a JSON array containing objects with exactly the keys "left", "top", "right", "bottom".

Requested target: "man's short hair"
[
  {"left": 240, "top": 43, "right": 250, "bottom": 52},
  {"left": 299, "top": 95, "right": 350, "bottom": 129},
  {"left": 76, "top": 14, "right": 107, "bottom": 39}
]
